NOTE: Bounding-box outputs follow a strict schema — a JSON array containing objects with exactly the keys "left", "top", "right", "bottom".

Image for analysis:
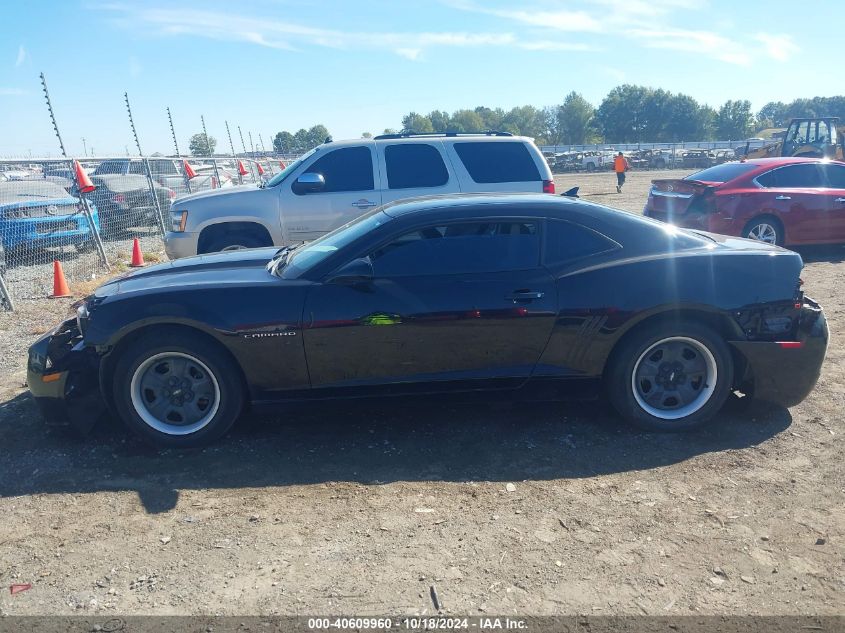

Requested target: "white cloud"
[
  {"left": 396, "top": 48, "right": 422, "bottom": 60},
  {"left": 755, "top": 33, "right": 799, "bottom": 61},
  {"left": 15, "top": 45, "right": 26, "bottom": 67},
  {"left": 519, "top": 41, "right": 596, "bottom": 52},
  {"left": 0, "top": 88, "right": 26, "bottom": 96},
  {"left": 627, "top": 27, "right": 751, "bottom": 65}
]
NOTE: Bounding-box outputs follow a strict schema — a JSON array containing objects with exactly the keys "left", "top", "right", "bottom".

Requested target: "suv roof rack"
[{"left": 373, "top": 130, "right": 514, "bottom": 140}]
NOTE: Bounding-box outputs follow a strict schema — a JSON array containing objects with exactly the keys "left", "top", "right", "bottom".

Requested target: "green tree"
[
  {"left": 362, "top": 132, "right": 373, "bottom": 138},
  {"left": 557, "top": 92, "right": 595, "bottom": 145},
  {"left": 273, "top": 131, "right": 295, "bottom": 153},
  {"left": 189, "top": 133, "right": 216, "bottom": 156},
  {"left": 383, "top": 128, "right": 397, "bottom": 135},
  {"left": 758, "top": 102, "right": 787, "bottom": 128},
  {"left": 401, "top": 112, "right": 434, "bottom": 133},
  {"left": 449, "top": 109, "right": 485, "bottom": 132},
  {"left": 596, "top": 84, "right": 652, "bottom": 142},
  {"left": 428, "top": 110, "right": 451, "bottom": 132},
  {"left": 306, "top": 125, "right": 330, "bottom": 148},
  {"left": 716, "top": 100, "right": 754, "bottom": 140}
]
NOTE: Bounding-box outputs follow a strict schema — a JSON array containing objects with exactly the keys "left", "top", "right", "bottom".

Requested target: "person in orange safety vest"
[{"left": 614, "top": 152, "right": 630, "bottom": 193}]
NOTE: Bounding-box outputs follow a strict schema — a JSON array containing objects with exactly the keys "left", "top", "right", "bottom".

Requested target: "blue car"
[{"left": 0, "top": 181, "right": 100, "bottom": 261}]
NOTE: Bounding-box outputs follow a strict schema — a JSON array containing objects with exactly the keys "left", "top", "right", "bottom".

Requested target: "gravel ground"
[{"left": 1, "top": 169, "right": 843, "bottom": 616}]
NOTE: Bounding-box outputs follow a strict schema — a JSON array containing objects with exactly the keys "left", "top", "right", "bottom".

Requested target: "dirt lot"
[{"left": 1, "top": 169, "right": 843, "bottom": 617}]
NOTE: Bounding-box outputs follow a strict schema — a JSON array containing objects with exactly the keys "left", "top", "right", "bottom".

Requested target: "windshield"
[
  {"left": 684, "top": 162, "right": 756, "bottom": 183},
  {"left": 266, "top": 148, "right": 318, "bottom": 187},
  {"left": 276, "top": 210, "right": 391, "bottom": 279}
]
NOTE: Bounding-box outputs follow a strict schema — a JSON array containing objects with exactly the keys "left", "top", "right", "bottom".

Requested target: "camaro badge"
[{"left": 242, "top": 331, "right": 297, "bottom": 339}]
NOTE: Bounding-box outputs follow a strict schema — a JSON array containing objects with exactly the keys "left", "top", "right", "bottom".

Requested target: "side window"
[
  {"left": 370, "top": 221, "right": 539, "bottom": 277},
  {"left": 384, "top": 144, "right": 449, "bottom": 189},
  {"left": 453, "top": 142, "right": 541, "bottom": 183},
  {"left": 544, "top": 219, "right": 618, "bottom": 266},
  {"left": 128, "top": 161, "right": 146, "bottom": 175},
  {"left": 301, "top": 146, "right": 374, "bottom": 193},
  {"left": 822, "top": 164, "right": 845, "bottom": 188},
  {"left": 756, "top": 164, "right": 823, "bottom": 188}
]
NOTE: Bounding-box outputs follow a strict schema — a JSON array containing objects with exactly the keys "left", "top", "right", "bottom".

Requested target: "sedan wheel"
[
  {"left": 746, "top": 222, "right": 778, "bottom": 244},
  {"left": 130, "top": 352, "right": 221, "bottom": 436},
  {"left": 631, "top": 337, "right": 717, "bottom": 420},
  {"left": 113, "top": 329, "right": 244, "bottom": 447},
  {"left": 608, "top": 320, "right": 733, "bottom": 432}
]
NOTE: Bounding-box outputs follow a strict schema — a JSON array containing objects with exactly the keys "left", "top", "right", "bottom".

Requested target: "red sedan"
[{"left": 644, "top": 157, "right": 845, "bottom": 246}]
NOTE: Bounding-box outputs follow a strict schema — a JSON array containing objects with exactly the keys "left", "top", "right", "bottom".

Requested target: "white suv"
[{"left": 165, "top": 132, "right": 555, "bottom": 258}]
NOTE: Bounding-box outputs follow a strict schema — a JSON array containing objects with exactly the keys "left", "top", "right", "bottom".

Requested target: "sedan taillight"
[{"left": 543, "top": 179, "right": 555, "bottom": 194}]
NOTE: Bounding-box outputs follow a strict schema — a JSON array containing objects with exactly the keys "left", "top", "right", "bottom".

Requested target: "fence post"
[
  {"left": 142, "top": 157, "right": 167, "bottom": 237},
  {"left": 69, "top": 158, "right": 109, "bottom": 270},
  {"left": 211, "top": 158, "right": 222, "bottom": 189},
  {"left": 0, "top": 268, "right": 13, "bottom": 311}
]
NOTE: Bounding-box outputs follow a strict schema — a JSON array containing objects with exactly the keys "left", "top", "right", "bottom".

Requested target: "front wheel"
[
  {"left": 112, "top": 329, "right": 244, "bottom": 447},
  {"left": 607, "top": 321, "right": 734, "bottom": 432}
]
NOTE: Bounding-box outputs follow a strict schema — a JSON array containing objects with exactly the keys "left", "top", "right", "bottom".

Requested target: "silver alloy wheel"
[
  {"left": 130, "top": 352, "right": 221, "bottom": 435},
  {"left": 747, "top": 222, "right": 778, "bottom": 244},
  {"left": 631, "top": 336, "right": 717, "bottom": 420}
]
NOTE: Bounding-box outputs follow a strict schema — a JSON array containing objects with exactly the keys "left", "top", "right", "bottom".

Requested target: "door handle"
[
  {"left": 505, "top": 290, "right": 545, "bottom": 302},
  {"left": 351, "top": 199, "right": 377, "bottom": 208},
  {"left": 775, "top": 195, "right": 791, "bottom": 201}
]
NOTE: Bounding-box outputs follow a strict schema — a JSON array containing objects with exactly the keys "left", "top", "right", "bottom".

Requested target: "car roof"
[
  {"left": 316, "top": 135, "right": 535, "bottom": 149},
  {"left": 737, "top": 157, "right": 842, "bottom": 168}
]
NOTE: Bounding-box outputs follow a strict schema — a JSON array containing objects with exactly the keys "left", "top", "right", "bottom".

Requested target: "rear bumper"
[
  {"left": 27, "top": 318, "right": 105, "bottom": 434},
  {"left": 730, "top": 299, "right": 829, "bottom": 408}
]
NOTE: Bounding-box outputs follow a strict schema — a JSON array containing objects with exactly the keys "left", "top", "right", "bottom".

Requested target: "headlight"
[
  {"left": 171, "top": 210, "right": 188, "bottom": 232},
  {"left": 76, "top": 302, "right": 89, "bottom": 336}
]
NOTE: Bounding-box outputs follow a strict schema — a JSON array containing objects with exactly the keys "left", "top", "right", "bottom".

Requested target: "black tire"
[
  {"left": 112, "top": 329, "right": 244, "bottom": 448},
  {"left": 202, "top": 232, "right": 270, "bottom": 254},
  {"left": 742, "top": 215, "right": 784, "bottom": 247},
  {"left": 607, "top": 320, "right": 734, "bottom": 432}
]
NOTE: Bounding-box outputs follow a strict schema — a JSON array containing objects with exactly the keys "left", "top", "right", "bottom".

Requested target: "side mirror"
[
  {"left": 327, "top": 257, "right": 373, "bottom": 284},
  {"left": 292, "top": 172, "right": 325, "bottom": 195}
]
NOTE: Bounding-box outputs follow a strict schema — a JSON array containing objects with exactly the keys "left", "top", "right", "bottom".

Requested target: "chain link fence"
[{"left": 0, "top": 155, "right": 281, "bottom": 310}]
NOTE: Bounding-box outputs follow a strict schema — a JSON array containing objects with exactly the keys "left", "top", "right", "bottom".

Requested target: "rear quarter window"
[
  {"left": 454, "top": 142, "right": 541, "bottom": 183},
  {"left": 544, "top": 219, "right": 619, "bottom": 266},
  {"left": 384, "top": 144, "right": 449, "bottom": 189}
]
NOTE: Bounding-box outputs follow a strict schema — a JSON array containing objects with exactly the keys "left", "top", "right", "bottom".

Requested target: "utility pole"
[
  {"left": 238, "top": 125, "right": 247, "bottom": 155},
  {"left": 225, "top": 120, "right": 236, "bottom": 155},
  {"left": 201, "top": 115, "right": 211, "bottom": 156},
  {"left": 167, "top": 107, "right": 180, "bottom": 157}
]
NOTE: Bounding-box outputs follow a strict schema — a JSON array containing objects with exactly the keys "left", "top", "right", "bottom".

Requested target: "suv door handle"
[
  {"left": 775, "top": 195, "right": 791, "bottom": 201},
  {"left": 351, "top": 199, "right": 377, "bottom": 208},
  {"left": 505, "top": 290, "right": 545, "bottom": 302}
]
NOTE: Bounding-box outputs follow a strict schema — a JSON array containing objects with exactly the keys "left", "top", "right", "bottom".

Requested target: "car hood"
[
  {"left": 94, "top": 247, "right": 281, "bottom": 298},
  {"left": 173, "top": 183, "right": 261, "bottom": 204}
]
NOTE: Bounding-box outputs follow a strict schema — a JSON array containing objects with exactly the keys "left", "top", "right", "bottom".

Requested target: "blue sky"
[{"left": 0, "top": 0, "right": 833, "bottom": 156}]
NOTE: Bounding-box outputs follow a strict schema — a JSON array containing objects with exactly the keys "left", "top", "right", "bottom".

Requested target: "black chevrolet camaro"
[{"left": 28, "top": 194, "right": 828, "bottom": 447}]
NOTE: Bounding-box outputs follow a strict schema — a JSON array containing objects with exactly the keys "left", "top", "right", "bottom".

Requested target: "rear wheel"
[
  {"left": 743, "top": 216, "right": 784, "bottom": 246},
  {"left": 607, "top": 320, "right": 733, "bottom": 432},
  {"left": 112, "top": 329, "right": 244, "bottom": 447}
]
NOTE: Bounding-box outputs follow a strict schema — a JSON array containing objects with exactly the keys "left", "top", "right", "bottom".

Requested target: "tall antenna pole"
[
  {"left": 124, "top": 92, "right": 143, "bottom": 155},
  {"left": 248, "top": 131, "right": 255, "bottom": 156},
  {"left": 258, "top": 133, "right": 267, "bottom": 154},
  {"left": 237, "top": 125, "right": 247, "bottom": 154},
  {"left": 82, "top": 137, "right": 87, "bottom": 157},
  {"left": 40, "top": 72, "right": 67, "bottom": 157},
  {"left": 201, "top": 115, "right": 211, "bottom": 156},
  {"left": 167, "top": 107, "right": 180, "bottom": 157},
  {"left": 225, "top": 120, "right": 236, "bottom": 155}
]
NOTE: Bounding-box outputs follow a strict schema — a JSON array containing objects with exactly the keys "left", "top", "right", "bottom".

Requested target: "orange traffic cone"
[
  {"left": 183, "top": 159, "right": 196, "bottom": 179},
  {"left": 257, "top": 162, "right": 265, "bottom": 175},
  {"left": 237, "top": 160, "right": 248, "bottom": 176},
  {"left": 131, "top": 238, "right": 145, "bottom": 267},
  {"left": 278, "top": 160, "right": 286, "bottom": 169},
  {"left": 73, "top": 160, "right": 96, "bottom": 194},
  {"left": 50, "top": 260, "right": 71, "bottom": 298}
]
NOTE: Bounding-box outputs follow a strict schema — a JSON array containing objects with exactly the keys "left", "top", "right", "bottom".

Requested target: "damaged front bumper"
[
  {"left": 731, "top": 297, "right": 829, "bottom": 408},
  {"left": 27, "top": 318, "right": 105, "bottom": 434}
]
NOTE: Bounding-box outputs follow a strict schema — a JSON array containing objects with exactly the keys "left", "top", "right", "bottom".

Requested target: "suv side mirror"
[
  {"left": 327, "top": 257, "right": 373, "bottom": 284},
  {"left": 292, "top": 172, "right": 325, "bottom": 195}
]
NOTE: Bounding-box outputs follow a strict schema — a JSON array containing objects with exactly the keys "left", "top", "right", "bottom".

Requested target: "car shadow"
[
  {"left": 0, "top": 390, "right": 792, "bottom": 514},
  {"left": 792, "top": 244, "right": 845, "bottom": 264}
]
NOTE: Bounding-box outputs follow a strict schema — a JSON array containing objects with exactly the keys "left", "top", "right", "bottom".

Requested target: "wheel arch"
[
  {"left": 197, "top": 221, "right": 274, "bottom": 253},
  {"left": 601, "top": 307, "right": 745, "bottom": 384},
  {"left": 99, "top": 322, "right": 249, "bottom": 418}
]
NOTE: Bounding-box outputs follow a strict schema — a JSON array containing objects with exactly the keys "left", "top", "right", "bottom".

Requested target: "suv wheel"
[{"left": 203, "top": 233, "right": 269, "bottom": 253}]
